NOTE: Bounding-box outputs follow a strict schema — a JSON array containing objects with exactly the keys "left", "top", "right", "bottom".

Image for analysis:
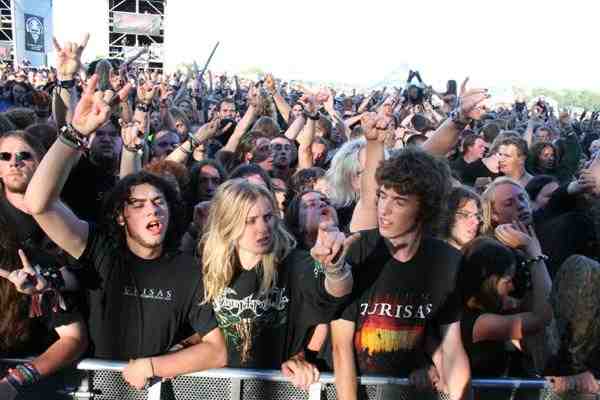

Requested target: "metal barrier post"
[
  {"left": 308, "top": 382, "right": 323, "bottom": 400},
  {"left": 147, "top": 380, "right": 162, "bottom": 400}
]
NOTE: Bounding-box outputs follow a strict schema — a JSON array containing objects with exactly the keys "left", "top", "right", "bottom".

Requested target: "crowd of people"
[{"left": 0, "top": 32, "right": 599, "bottom": 400}]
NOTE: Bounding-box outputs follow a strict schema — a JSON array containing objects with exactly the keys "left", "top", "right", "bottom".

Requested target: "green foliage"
[{"left": 531, "top": 88, "right": 600, "bottom": 110}]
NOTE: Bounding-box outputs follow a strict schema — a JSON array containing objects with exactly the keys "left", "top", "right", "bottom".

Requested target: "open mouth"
[
  {"left": 257, "top": 236, "right": 271, "bottom": 246},
  {"left": 146, "top": 220, "right": 163, "bottom": 236}
]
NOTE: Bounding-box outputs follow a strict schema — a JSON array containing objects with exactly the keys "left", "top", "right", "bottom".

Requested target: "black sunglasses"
[{"left": 0, "top": 151, "right": 33, "bottom": 162}]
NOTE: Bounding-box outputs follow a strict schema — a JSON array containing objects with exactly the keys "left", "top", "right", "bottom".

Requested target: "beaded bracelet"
[{"left": 520, "top": 254, "right": 549, "bottom": 268}]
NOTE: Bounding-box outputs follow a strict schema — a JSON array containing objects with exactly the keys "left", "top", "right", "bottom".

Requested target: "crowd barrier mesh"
[{"left": 2, "top": 358, "right": 599, "bottom": 400}]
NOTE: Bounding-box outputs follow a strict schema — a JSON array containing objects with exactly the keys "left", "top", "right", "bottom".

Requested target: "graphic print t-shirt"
[
  {"left": 76, "top": 225, "right": 217, "bottom": 360},
  {"left": 341, "top": 229, "right": 463, "bottom": 376},
  {"left": 207, "top": 248, "right": 346, "bottom": 369}
]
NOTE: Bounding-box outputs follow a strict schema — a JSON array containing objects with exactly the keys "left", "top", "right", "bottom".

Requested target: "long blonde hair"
[
  {"left": 480, "top": 177, "right": 525, "bottom": 235},
  {"left": 200, "top": 179, "right": 296, "bottom": 304}
]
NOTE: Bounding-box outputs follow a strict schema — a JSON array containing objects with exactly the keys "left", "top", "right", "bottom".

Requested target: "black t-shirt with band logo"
[
  {"left": 340, "top": 229, "right": 463, "bottom": 376},
  {"left": 198, "top": 248, "right": 347, "bottom": 369},
  {"left": 75, "top": 225, "right": 217, "bottom": 360}
]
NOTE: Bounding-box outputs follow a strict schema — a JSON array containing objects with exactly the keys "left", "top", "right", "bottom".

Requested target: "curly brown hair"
[{"left": 375, "top": 147, "right": 452, "bottom": 233}]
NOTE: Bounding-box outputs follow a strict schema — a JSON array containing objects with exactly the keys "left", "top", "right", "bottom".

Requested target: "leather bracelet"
[
  {"left": 57, "top": 79, "right": 75, "bottom": 89},
  {"left": 135, "top": 102, "right": 150, "bottom": 113},
  {"left": 59, "top": 124, "right": 87, "bottom": 150},
  {"left": 123, "top": 143, "right": 143, "bottom": 153}
]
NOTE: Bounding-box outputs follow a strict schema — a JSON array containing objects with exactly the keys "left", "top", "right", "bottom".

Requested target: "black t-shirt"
[
  {"left": 76, "top": 225, "right": 217, "bottom": 360},
  {"left": 62, "top": 156, "right": 117, "bottom": 223},
  {"left": 341, "top": 229, "right": 463, "bottom": 376},
  {"left": 204, "top": 248, "right": 346, "bottom": 368},
  {"left": 460, "top": 309, "right": 509, "bottom": 377},
  {"left": 0, "top": 196, "right": 45, "bottom": 248},
  {"left": 537, "top": 211, "right": 598, "bottom": 278},
  {"left": 459, "top": 158, "right": 498, "bottom": 187}
]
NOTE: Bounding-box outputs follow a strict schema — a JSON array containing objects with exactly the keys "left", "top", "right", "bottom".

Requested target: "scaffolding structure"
[{"left": 107, "top": 0, "right": 165, "bottom": 70}]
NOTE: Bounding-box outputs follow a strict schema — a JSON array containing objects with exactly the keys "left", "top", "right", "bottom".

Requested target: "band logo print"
[{"left": 24, "top": 14, "right": 44, "bottom": 53}]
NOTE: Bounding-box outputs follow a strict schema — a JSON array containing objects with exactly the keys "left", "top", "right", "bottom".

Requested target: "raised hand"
[
  {"left": 72, "top": 74, "right": 132, "bottom": 136},
  {"left": 121, "top": 122, "right": 144, "bottom": 150},
  {"left": 53, "top": 33, "right": 89, "bottom": 80},
  {"left": 299, "top": 94, "right": 318, "bottom": 115},
  {"left": 362, "top": 112, "right": 393, "bottom": 142},
  {"left": 310, "top": 212, "right": 358, "bottom": 269},
  {"left": 192, "top": 117, "right": 222, "bottom": 143},
  {"left": 264, "top": 73, "right": 277, "bottom": 95},
  {"left": 137, "top": 80, "right": 157, "bottom": 105},
  {"left": 458, "top": 77, "right": 490, "bottom": 120},
  {"left": 0, "top": 249, "right": 48, "bottom": 295},
  {"left": 247, "top": 85, "right": 260, "bottom": 108}
]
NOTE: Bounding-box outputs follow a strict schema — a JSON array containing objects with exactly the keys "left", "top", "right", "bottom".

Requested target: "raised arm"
[
  {"left": 422, "top": 78, "right": 489, "bottom": 156},
  {"left": 25, "top": 75, "right": 130, "bottom": 259},
  {"left": 222, "top": 86, "right": 259, "bottom": 153},
  {"left": 52, "top": 34, "right": 89, "bottom": 127},
  {"left": 165, "top": 118, "right": 221, "bottom": 164},
  {"left": 265, "top": 74, "right": 292, "bottom": 124},
  {"left": 350, "top": 112, "right": 390, "bottom": 232}
]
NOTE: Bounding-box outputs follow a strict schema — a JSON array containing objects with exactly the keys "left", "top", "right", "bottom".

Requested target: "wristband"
[
  {"left": 123, "top": 143, "right": 143, "bottom": 153},
  {"left": 520, "top": 254, "right": 549, "bottom": 268},
  {"left": 187, "top": 133, "right": 201, "bottom": 149},
  {"left": 59, "top": 124, "right": 88, "bottom": 151},
  {"left": 57, "top": 79, "right": 75, "bottom": 89},
  {"left": 135, "top": 102, "right": 150, "bottom": 113},
  {"left": 304, "top": 111, "right": 319, "bottom": 121},
  {"left": 449, "top": 100, "right": 472, "bottom": 130}
]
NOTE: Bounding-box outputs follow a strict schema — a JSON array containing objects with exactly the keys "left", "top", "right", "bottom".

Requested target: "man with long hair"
[
  {"left": 24, "top": 74, "right": 227, "bottom": 389},
  {"left": 199, "top": 179, "right": 354, "bottom": 390}
]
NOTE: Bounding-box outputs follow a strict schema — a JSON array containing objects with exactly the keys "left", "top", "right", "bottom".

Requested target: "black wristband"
[
  {"left": 57, "top": 79, "right": 75, "bottom": 89},
  {"left": 304, "top": 111, "right": 319, "bottom": 121},
  {"left": 59, "top": 124, "right": 87, "bottom": 150}
]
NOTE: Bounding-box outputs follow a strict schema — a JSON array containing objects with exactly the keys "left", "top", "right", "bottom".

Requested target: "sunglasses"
[{"left": 0, "top": 151, "right": 33, "bottom": 162}]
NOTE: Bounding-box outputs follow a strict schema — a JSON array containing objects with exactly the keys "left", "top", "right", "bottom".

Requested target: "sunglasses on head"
[{"left": 0, "top": 151, "right": 33, "bottom": 162}]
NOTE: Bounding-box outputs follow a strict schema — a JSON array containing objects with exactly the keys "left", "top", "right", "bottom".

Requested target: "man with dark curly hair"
[{"left": 332, "top": 148, "right": 470, "bottom": 400}]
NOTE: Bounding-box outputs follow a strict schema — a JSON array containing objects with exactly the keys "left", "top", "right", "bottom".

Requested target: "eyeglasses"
[
  {"left": 0, "top": 151, "right": 33, "bottom": 162},
  {"left": 456, "top": 211, "right": 482, "bottom": 222}
]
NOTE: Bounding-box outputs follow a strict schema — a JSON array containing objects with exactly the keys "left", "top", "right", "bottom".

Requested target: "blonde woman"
[{"left": 199, "top": 179, "right": 354, "bottom": 390}]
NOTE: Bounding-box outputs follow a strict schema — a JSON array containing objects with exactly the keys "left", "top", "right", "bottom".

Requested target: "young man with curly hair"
[{"left": 331, "top": 148, "right": 471, "bottom": 400}]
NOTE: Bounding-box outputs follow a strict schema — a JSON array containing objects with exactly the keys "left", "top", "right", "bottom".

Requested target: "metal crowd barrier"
[{"left": 1, "top": 358, "right": 599, "bottom": 400}]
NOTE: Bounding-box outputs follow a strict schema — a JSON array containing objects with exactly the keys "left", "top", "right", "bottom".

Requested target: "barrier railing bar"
[{"left": 3, "top": 357, "right": 597, "bottom": 390}]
